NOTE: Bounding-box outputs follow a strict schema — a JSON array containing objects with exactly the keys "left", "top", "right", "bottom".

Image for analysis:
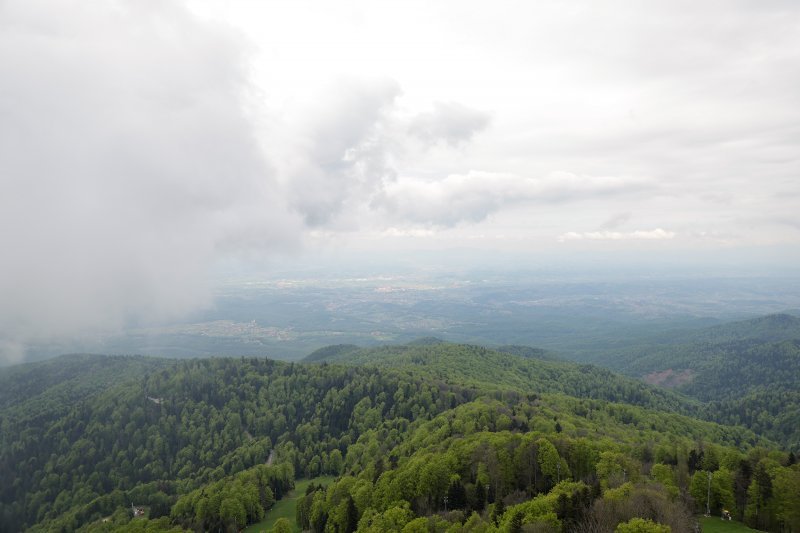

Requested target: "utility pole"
[
  {"left": 444, "top": 495, "right": 448, "bottom": 513},
  {"left": 706, "top": 471, "right": 712, "bottom": 517}
]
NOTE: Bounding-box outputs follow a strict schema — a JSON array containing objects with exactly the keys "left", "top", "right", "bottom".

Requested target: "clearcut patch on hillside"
[{"left": 643, "top": 368, "right": 696, "bottom": 388}]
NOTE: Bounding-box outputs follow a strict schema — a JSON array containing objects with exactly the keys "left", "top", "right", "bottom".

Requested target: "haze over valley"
[{"left": 19, "top": 271, "right": 800, "bottom": 364}]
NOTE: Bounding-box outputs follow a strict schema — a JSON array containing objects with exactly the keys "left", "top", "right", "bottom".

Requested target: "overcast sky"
[{"left": 1, "top": 0, "right": 799, "bottom": 360}]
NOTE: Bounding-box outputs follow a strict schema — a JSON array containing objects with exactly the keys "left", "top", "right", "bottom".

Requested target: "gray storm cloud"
[{"left": 0, "top": 0, "right": 299, "bottom": 362}]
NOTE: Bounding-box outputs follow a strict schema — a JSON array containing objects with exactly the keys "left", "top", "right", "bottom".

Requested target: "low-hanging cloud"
[{"left": 0, "top": 0, "right": 300, "bottom": 362}]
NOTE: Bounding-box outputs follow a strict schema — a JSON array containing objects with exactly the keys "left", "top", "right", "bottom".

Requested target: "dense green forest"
[
  {"left": 1, "top": 336, "right": 799, "bottom": 532},
  {"left": 564, "top": 315, "right": 800, "bottom": 450},
  {"left": 301, "top": 338, "right": 800, "bottom": 453},
  {"left": 301, "top": 343, "right": 696, "bottom": 414}
]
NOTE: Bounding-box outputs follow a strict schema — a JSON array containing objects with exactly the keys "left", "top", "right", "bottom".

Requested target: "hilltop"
[{"left": 303, "top": 341, "right": 695, "bottom": 414}]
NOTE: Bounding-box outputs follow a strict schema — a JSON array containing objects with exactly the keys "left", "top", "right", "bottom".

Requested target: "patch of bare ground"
[{"left": 642, "top": 368, "right": 696, "bottom": 388}]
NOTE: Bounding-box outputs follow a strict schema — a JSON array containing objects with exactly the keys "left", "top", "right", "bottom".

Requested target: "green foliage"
[
  {"left": 2, "top": 338, "right": 798, "bottom": 533},
  {"left": 587, "top": 315, "right": 800, "bottom": 451},
  {"left": 649, "top": 464, "right": 678, "bottom": 498},
  {"left": 305, "top": 342, "right": 696, "bottom": 415},
  {"left": 271, "top": 517, "right": 292, "bottom": 533},
  {"left": 358, "top": 502, "right": 414, "bottom": 532},
  {"left": 0, "top": 354, "right": 170, "bottom": 412},
  {"left": 597, "top": 451, "right": 639, "bottom": 489},
  {"left": 615, "top": 517, "right": 671, "bottom": 533},
  {"left": 772, "top": 466, "right": 800, "bottom": 531},
  {"left": 1, "top": 356, "right": 474, "bottom": 531},
  {"left": 171, "top": 463, "right": 289, "bottom": 531},
  {"left": 302, "top": 344, "right": 360, "bottom": 363}
]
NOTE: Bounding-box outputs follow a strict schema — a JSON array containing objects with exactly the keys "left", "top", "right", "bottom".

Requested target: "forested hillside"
[
  {"left": 301, "top": 339, "right": 800, "bottom": 453},
  {"left": 678, "top": 313, "right": 800, "bottom": 345},
  {"left": 1, "top": 356, "right": 472, "bottom": 531},
  {"left": 0, "top": 354, "right": 170, "bottom": 412},
  {"left": 569, "top": 313, "right": 800, "bottom": 372},
  {"left": 302, "top": 342, "right": 696, "bottom": 414},
  {"left": 1, "top": 344, "right": 798, "bottom": 533},
  {"left": 567, "top": 314, "right": 800, "bottom": 451}
]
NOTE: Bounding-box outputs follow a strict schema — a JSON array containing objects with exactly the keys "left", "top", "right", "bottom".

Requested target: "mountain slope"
[
  {"left": 303, "top": 341, "right": 699, "bottom": 414},
  {"left": 1, "top": 356, "right": 474, "bottom": 531},
  {"left": 0, "top": 354, "right": 172, "bottom": 432},
  {"left": 578, "top": 313, "right": 800, "bottom": 372},
  {"left": 563, "top": 314, "right": 800, "bottom": 450},
  {"left": 680, "top": 313, "right": 800, "bottom": 344},
  {"left": 0, "top": 353, "right": 169, "bottom": 407},
  {"left": 306, "top": 337, "right": 800, "bottom": 452}
]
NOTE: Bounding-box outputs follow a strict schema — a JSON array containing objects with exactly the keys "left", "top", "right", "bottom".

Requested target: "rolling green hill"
[
  {"left": 573, "top": 313, "right": 800, "bottom": 373},
  {"left": 0, "top": 354, "right": 172, "bottom": 427},
  {"left": 679, "top": 313, "right": 800, "bottom": 345},
  {"left": 565, "top": 314, "right": 800, "bottom": 451},
  {"left": 302, "top": 342, "right": 698, "bottom": 415},
  {"left": 306, "top": 334, "right": 800, "bottom": 452},
  {"left": 1, "top": 342, "right": 798, "bottom": 532}
]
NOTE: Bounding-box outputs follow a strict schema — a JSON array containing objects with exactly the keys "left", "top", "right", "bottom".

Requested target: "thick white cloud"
[
  {"left": 273, "top": 79, "right": 492, "bottom": 228},
  {"left": 374, "top": 171, "right": 653, "bottom": 226},
  {"left": 281, "top": 78, "right": 402, "bottom": 226},
  {"left": 0, "top": 0, "right": 300, "bottom": 361}
]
